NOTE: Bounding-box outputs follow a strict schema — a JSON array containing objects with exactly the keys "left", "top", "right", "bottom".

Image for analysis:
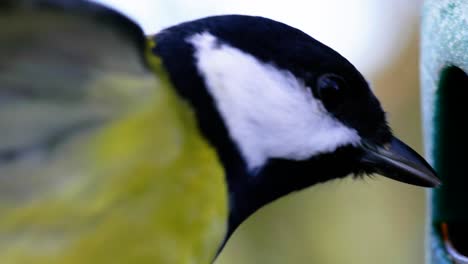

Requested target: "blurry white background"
[{"left": 94, "top": 0, "right": 422, "bottom": 77}]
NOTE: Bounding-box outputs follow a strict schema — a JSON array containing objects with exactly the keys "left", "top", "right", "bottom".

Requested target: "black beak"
[{"left": 361, "top": 136, "right": 441, "bottom": 187}]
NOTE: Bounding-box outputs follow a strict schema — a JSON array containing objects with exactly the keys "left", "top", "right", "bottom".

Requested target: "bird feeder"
[{"left": 421, "top": 0, "right": 468, "bottom": 263}]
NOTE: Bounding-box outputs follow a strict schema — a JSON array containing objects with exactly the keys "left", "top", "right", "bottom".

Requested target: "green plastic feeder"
[{"left": 421, "top": 0, "right": 468, "bottom": 263}]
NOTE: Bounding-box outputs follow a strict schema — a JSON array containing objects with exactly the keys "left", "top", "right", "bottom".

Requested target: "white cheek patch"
[{"left": 188, "top": 32, "right": 361, "bottom": 171}]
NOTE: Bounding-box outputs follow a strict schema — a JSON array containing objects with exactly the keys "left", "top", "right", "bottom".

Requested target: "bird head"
[{"left": 151, "top": 15, "right": 440, "bottom": 238}]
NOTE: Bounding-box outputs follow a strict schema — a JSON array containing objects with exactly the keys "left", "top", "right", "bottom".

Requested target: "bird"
[{"left": 0, "top": 0, "right": 440, "bottom": 263}]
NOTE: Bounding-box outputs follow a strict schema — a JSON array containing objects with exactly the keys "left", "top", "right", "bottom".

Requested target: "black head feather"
[{"left": 152, "top": 15, "right": 394, "bottom": 242}]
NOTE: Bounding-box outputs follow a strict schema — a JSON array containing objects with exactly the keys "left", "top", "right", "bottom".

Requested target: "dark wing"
[{"left": 0, "top": 0, "right": 153, "bottom": 164}]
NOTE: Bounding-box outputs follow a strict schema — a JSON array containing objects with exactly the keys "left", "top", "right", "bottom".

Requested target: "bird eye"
[{"left": 315, "top": 74, "right": 347, "bottom": 109}]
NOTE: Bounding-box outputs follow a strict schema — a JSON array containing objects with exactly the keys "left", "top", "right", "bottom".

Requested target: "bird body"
[
  {"left": 0, "top": 72, "right": 227, "bottom": 263},
  {"left": 0, "top": 3, "right": 226, "bottom": 263},
  {"left": 0, "top": 1, "right": 439, "bottom": 263}
]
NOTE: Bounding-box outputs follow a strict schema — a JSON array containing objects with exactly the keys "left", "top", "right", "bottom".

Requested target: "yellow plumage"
[{"left": 0, "top": 3, "right": 227, "bottom": 263}]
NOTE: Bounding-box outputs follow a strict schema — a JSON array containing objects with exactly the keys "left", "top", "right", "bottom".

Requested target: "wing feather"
[{"left": 0, "top": 2, "right": 227, "bottom": 263}]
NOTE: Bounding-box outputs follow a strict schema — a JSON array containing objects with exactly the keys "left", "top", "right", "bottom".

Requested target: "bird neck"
[{"left": 225, "top": 146, "right": 363, "bottom": 239}]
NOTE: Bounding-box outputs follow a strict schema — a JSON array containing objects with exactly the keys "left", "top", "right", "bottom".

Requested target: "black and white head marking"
[
  {"left": 188, "top": 32, "right": 361, "bottom": 171},
  {"left": 153, "top": 14, "right": 391, "bottom": 230},
  {"left": 152, "top": 15, "right": 438, "bottom": 243}
]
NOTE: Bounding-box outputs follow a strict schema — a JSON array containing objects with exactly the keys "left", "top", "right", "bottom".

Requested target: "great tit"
[{"left": 0, "top": 0, "right": 439, "bottom": 263}]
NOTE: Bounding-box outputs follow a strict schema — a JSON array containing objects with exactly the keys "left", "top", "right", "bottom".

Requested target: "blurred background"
[{"left": 95, "top": 0, "right": 427, "bottom": 263}]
